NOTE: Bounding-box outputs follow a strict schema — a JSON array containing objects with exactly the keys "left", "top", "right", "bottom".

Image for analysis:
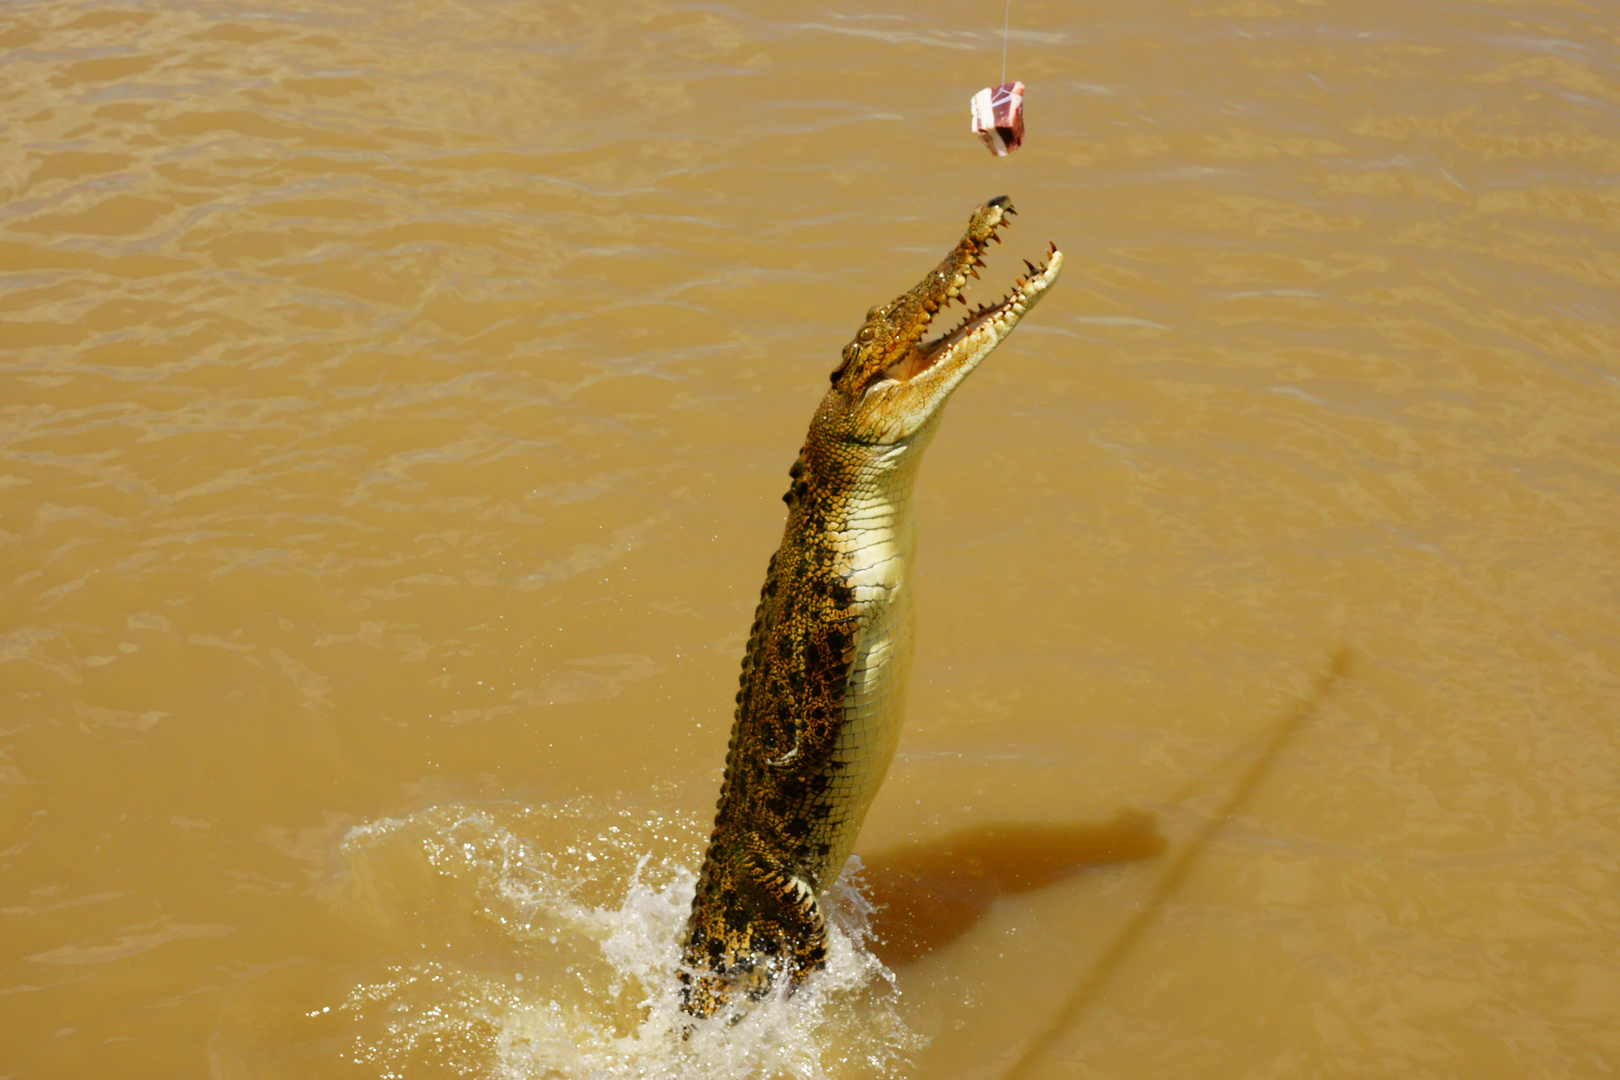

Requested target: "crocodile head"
[{"left": 822, "top": 195, "right": 1062, "bottom": 446}]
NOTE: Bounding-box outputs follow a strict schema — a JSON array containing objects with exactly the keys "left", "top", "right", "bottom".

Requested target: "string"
[{"left": 1001, "top": 0, "right": 1011, "bottom": 85}]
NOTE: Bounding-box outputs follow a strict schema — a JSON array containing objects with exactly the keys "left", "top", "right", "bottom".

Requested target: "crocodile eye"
[
  {"left": 866, "top": 305, "right": 885, "bottom": 320},
  {"left": 857, "top": 326, "right": 876, "bottom": 344}
]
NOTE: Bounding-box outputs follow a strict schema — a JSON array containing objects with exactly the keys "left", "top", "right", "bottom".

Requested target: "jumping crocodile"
[{"left": 680, "top": 196, "right": 1062, "bottom": 1019}]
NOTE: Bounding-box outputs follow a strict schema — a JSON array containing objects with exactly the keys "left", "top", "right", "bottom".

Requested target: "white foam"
[{"left": 333, "top": 802, "right": 923, "bottom": 1079}]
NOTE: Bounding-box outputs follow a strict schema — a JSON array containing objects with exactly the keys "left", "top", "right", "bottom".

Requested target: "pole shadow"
[
  {"left": 858, "top": 810, "right": 1167, "bottom": 967},
  {"left": 995, "top": 646, "right": 1355, "bottom": 1080}
]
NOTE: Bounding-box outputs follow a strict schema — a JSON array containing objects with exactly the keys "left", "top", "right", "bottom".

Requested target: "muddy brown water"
[{"left": 2, "top": 1, "right": 1617, "bottom": 1077}]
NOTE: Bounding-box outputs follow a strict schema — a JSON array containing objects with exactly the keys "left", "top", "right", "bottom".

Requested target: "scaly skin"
[{"left": 679, "top": 197, "right": 1063, "bottom": 1019}]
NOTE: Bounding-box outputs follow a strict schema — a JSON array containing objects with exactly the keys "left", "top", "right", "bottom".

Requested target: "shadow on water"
[
  {"left": 996, "top": 646, "right": 1355, "bottom": 1080},
  {"left": 860, "top": 811, "right": 1168, "bottom": 966}
]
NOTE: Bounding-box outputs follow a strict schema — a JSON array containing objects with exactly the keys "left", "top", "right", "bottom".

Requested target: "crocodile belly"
[
  {"left": 816, "top": 585, "right": 914, "bottom": 883},
  {"left": 808, "top": 479, "right": 920, "bottom": 886}
]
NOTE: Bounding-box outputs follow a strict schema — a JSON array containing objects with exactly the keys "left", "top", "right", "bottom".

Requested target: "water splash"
[{"left": 332, "top": 801, "right": 922, "bottom": 1079}]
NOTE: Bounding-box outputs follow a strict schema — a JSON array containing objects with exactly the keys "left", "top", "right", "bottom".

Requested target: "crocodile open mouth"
[{"left": 883, "top": 217, "right": 1063, "bottom": 385}]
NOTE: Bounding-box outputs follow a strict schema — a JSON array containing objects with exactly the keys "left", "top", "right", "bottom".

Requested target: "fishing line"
[{"left": 1001, "top": 0, "right": 1011, "bottom": 85}]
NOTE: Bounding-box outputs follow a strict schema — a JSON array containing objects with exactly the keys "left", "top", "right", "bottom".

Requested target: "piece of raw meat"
[{"left": 970, "top": 80, "right": 1025, "bottom": 156}]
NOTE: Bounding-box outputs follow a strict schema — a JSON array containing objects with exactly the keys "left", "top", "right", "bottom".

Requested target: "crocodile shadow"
[{"left": 857, "top": 810, "right": 1166, "bottom": 966}]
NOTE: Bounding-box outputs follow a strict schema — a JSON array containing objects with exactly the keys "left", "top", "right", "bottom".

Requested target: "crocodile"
[{"left": 679, "top": 196, "right": 1062, "bottom": 1019}]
